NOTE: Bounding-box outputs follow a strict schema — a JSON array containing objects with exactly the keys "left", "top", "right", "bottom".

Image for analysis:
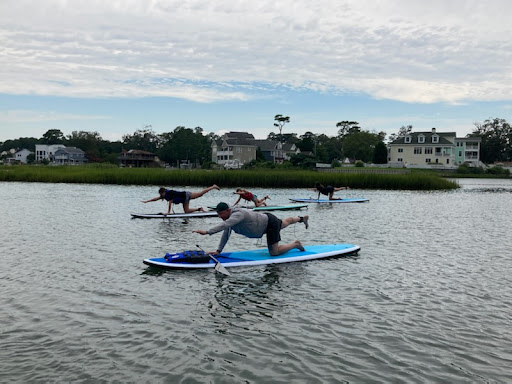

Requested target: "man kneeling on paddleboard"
[{"left": 193, "top": 202, "right": 308, "bottom": 256}]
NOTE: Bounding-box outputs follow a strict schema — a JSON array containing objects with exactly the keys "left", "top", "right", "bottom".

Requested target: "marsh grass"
[{"left": 0, "top": 164, "right": 459, "bottom": 190}]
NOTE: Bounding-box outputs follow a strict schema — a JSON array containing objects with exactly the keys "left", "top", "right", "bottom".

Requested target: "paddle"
[{"left": 196, "top": 245, "right": 230, "bottom": 276}]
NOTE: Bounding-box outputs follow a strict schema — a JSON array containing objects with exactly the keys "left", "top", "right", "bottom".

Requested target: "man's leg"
[
  {"left": 268, "top": 240, "right": 304, "bottom": 256},
  {"left": 281, "top": 215, "right": 309, "bottom": 229}
]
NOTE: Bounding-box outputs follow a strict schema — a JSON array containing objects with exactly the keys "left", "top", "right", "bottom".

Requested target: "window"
[
  {"left": 432, "top": 135, "right": 439, "bottom": 143},
  {"left": 425, "top": 147, "right": 432, "bottom": 154},
  {"left": 425, "top": 158, "right": 431, "bottom": 163},
  {"left": 418, "top": 135, "right": 425, "bottom": 143},
  {"left": 414, "top": 147, "right": 422, "bottom": 154},
  {"left": 458, "top": 151, "right": 462, "bottom": 157},
  {"left": 397, "top": 158, "right": 403, "bottom": 162},
  {"left": 405, "top": 136, "right": 411, "bottom": 143},
  {"left": 398, "top": 148, "right": 403, "bottom": 153}
]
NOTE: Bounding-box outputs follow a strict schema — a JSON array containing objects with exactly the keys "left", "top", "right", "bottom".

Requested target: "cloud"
[
  {"left": 0, "top": 110, "right": 109, "bottom": 123},
  {"left": 1, "top": 0, "right": 512, "bottom": 104}
]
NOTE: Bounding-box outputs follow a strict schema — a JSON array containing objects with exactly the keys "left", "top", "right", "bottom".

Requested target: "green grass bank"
[{"left": 0, "top": 164, "right": 459, "bottom": 190}]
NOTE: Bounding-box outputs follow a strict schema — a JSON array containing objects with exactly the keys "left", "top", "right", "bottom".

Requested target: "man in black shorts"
[{"left": 193, "top": 202, "right": 309, "bottom": 256}]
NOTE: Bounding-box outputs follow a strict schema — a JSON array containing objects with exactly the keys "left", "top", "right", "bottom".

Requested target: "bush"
[
  {"left": 487, "top": 166, "right": 510, "bottom": 175},
  {"left": 354, "top": 160, "right": 365, "bottom": 167}
]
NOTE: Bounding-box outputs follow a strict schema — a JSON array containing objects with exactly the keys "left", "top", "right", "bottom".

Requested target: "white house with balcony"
[
  {"left": 35, "top": 144, "right": 66, "bottom": 162},
  {"left": 388, "top": 128, "right": 462, "bottom": 168}
]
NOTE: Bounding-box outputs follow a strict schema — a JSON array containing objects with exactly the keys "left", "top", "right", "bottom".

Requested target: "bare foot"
[
  {"left": 265, "top": 195, "right": 271, "bottom": 200},
  {"left": 212, "top": 184, "right": 220, "bottom": 191},
  {"left": 302, "top": 215, "right": 309, "bottom": 229},
  {"left": 295, "top": 240, "right": 305, "bottom": 252}
]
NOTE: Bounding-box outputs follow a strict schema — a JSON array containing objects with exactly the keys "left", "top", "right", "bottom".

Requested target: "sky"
[{"left": 1, "top": 0, "right": 511, "bottom": 143}]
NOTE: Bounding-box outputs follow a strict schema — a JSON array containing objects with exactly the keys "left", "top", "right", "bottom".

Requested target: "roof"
[
  {"left": 222, "top": 132, "right": 256, "bottom": 146},
  {"left": 390, "top": 131, "right": 455, "bottom": 145},
  {"left": 55, "top": 147, "right": 85, "bottom": 154}
]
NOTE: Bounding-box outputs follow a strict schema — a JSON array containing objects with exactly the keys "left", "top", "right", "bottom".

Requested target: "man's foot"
[
  {"left": 295, "top": 240, "right": 305, "bottom": 252},
  {"left": 198, "top": 207, "right": 205, "bottom": 212},
  {"left": 265, "top": 195, "right": 271, "bottom": 200},
  {"left": 212, "top": 184, "right": 220, "bottom": 191}
]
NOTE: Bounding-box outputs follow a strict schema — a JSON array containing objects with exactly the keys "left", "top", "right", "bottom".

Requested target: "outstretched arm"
[
  {"left": 142, "top": 196, "right": 161, "bottom": 203},
  {"left": 233, "top": 195, "right": 242, "bottom": 206}
]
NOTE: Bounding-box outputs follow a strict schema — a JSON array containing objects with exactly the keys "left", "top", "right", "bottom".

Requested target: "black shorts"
[{"left": 264, "top": 213, "right": 282, "bottom": 247}]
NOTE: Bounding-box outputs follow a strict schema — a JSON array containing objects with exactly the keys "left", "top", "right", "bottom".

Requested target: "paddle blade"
[{"left": 214, "top": 262, "right": 230, "bottom": 276}]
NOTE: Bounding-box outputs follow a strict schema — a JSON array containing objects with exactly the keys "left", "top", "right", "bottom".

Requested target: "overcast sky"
[{"left": 1, "top": 0, "right": 511, "bottom": 142}]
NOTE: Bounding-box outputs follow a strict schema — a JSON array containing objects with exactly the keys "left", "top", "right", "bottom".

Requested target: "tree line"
[{"left": 1, "top": 117, "right": 510, "bottom": 166}]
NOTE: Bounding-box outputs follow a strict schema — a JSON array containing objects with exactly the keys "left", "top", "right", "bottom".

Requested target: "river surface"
[{"left": 1, "top": 179, "right": 511, "bottom": 383}]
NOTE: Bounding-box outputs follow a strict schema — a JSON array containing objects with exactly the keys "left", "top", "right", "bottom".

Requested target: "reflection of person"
[
  {"left": 309, "top": 182, "right": 349, "bottom": 200},
  {"left": 193, "top": 202, "right": 309, "bottom": 256},
  {"left": 142, "top": 185, "right": 220, "bottom": 214},
  {"left": 233, "top": 188, "right": 270, "bottom": 207}
]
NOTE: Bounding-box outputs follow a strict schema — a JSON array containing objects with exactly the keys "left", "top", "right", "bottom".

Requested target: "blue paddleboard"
[
  {"left": 289, "top": 198, "right": 369, "bottom": 203},
  {"left": 143, "top": 244, "right": 360, "bottom": 270}
]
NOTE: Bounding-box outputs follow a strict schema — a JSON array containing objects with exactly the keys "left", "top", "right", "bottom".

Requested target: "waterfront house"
[
  {"left": 15, "top": 148, "right": 33, "bottom": 164},
  {"left": 35, "top": 144, "right": 66, "bottom": 162},
  {"left": 388, "top": 128, "right": 481, "bottom": 169},
  {"left": 211, "top": 132, "right": 257, "bottom": 166},
  {"left": 54, "top": 147, "right": 88, "bottom": 165},
  {"left": 119, "top": 149, "right": 161, "bottom": 168}
]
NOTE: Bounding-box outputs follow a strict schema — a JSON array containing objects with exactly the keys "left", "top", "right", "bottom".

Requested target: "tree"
[
  {"left": 273, "top": 114, "right": 290, "bottom": 142},
  {"left": 373, "top": 141, "right": 388, "bottom": 164},
  {"left": 388, "top": 125, "right": 413, "bottom": 142},
  {"left": 336, "top": 121, "right": 361, "bottom": 138},
  {"left": 296, "top": 131, "right": 316, "bottom": 153},
  {"left": 122, "top": 126, "right": 160, "bottom": 153},
  {"left": 343, "top": 131, "right": 380, "bottom": 162},
  {"left": 469, "top": 118, "right": 512, "bottom": 163},
  {"left": 41, "top": 129, "right": 64, "bottom": 144},
  {"left": 158, "top": 126, "right": 210, "bottom": 166}
]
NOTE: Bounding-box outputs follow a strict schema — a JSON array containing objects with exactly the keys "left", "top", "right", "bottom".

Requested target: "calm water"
[{"left": 1, "top": 179, "right": 511, "bottom": 383}]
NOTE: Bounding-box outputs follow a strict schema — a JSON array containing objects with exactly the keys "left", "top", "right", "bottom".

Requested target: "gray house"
[{"left": 54, "top": 147, "right": 88, "bottom": 165}]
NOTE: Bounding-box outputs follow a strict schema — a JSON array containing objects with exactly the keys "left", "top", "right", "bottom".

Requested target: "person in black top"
[
  {"left": 142, "top": 185, "right": 220, "bottom": 214},
  {"left": 310, "top": 182, "right": 349, "bottom": 200}
]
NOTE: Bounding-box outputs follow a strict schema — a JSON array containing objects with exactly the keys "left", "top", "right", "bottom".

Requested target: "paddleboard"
[
  {"left": 289, "top": 198, "right": 369, "bottom": 203},
  {"left": 132, "top": 203, "right": 308, "bottom": 219},
  {"left": 143, "top": 243, "right": 360, "bottom": 270},
  {"left": 131, "top": 211, "right": 218, "bottom": 219}
]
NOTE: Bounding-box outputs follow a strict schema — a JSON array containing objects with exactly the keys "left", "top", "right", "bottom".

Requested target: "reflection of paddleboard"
[
  {"left": 289, "top": 198, "right": 369, "bottom": 203},
  {"left": 131, "top": 211, "right": 218, "bottom": 219},
  {"left": 143, "top": 244, "right": 360, "bottom": 270}
]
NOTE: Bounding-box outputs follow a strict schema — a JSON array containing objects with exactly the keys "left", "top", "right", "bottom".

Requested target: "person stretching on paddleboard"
[
  {"left": 193, "top": 202, "right": 308, "bottom": 256},
  {"left": 142, "top": 185, "right": 220, "bottom": 214},
  {"left": 232, "top": 188, "right": 270, "bottom": 207},
  {"left": 309, "top": 182, "right": 349, "bottom": 200}
]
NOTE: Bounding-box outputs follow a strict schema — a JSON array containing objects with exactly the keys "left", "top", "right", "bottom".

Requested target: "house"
[
  {"left": 211, "top": 132, "right": 258, "bottom": 166},
  {"left": 54, "top": 147, "right": 88, "bottom": 165},
  {"left": 388, "top": 128, "right": 464, "bottom": 168},
  {"left": 254, "top": 140, "right": 301, "bottom": 163},
  {"left": 14, "top": 148, "right": 33, "bottom": 164},
  {"left": 35, "top": 144, "right": 66, "bottom": 162},
  {"left": 119, "top": 149, "right": 161, "bottom": 168},
  {"left": 454, "top": 137, "right": 482, "bottom": 167}
]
